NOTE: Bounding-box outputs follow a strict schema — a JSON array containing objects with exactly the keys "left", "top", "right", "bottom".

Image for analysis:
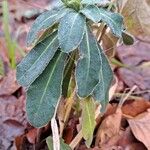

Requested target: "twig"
[
  {"left": 51, "top": 98, "right": 61, "bottom": 150},
  {"left": 96, "top": 1, "right": 115, "bottom": 42},
  {"left": 118, "top": 85, "right": 138, "bottom": 108},
  {"left": 114, "top": 93, "right": 142, "bottom": 100},
  {"left": 69, "top": 130, "right": 83, "bottom": 149}
]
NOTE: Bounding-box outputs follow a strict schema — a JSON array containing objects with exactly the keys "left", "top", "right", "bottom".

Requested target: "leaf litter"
[{"left": 0, "top": 0, "right": 150, "bottom": 149}]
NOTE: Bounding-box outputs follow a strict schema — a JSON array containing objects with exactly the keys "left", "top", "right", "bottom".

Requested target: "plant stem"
[{"left": 2, "top": 1, "right": 16, "bottom": 69}]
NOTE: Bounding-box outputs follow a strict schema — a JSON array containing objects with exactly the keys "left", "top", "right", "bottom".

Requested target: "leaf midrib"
[
  {"left": 65, "top": 12, "right": 79, "bottom": 50},
  {"left": 40, "top": 8, "right": 64, "bottom": 29},
  {"left": 83, "top": 26, "right": 91, "bottom": 92},
  {"left": 19, "top": 35, "right": 57, "bottom": 82},
  {"left": 33, "top": 52, "right": 63, "bottom": 119}
]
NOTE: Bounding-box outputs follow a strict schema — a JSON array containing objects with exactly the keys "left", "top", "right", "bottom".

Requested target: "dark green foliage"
[
  {"left": 76, "top": 25, "right": 102, "bottom": 97},
  {"left": 26, "top": 51, "right": 67, "bottom": 127},
  {"left": 17, "top": 31, "right": 59, "bottom": 87},
  {"left": 17, "top": 0, "right": 125, "bottom": 127}
]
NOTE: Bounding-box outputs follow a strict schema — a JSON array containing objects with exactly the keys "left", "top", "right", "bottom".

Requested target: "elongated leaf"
[
  {"left": 46, "top": 136, "right": 71, "bottom": 150},
  {"left": 27, "top": 7, "right": 67, "bottom": 46},
  {"left": 122, "top": 31, "right": 134, "bottom": 45},
  {"left": 17, "top": 31, "right": 59, "bottom": 87},
  {"left": 76, "top": 26, "right": 101, "bottom": 98},
  {"left": 81, "top": 0, "right": 109, "bottom": 5},
  {"left": 81, "top": 97, "right": 96, "bottom": 147},
  {"left": 58, "top": 11, "right": 86, "bottom": 53},
  {"left": 93, "top": 53, "right": 113, "bottom": 113},
  {"left": 26, "top": 51, "right": 67, "bottom": 127},
  {"left": 81, "top": 5, "right": 123, "bottom": 37},
  {"left": 62, "top": 52, "right": 75, "bottom": 97}
]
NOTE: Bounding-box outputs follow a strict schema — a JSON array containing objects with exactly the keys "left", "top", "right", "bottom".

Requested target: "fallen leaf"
[
  {"left": 128, "top": 109, "right": 150, "bottom": 150},
  {"left": 117, "top": 39, "right": 150, "bottom": 66},
  {"left": 109, "top": 76, "right": 118, "bottom": 101},
  {"left": 15, "top": 135, "right": 25, "bottom": 150},
  {"left": 95, "top": 108, "right": 122, "bottom": 146},
  {"left": 0, "top": 95, "right": 26, "bottom": 123},
  {"left": 26, "top": 128, "right": 37, "bottom": 144},
  {"left": 0, "top": 70, "right": 20, "bottom": 96},
  {"left": 122, "top": 99, "right": 150, "bottom": 117},
  {"left": 100, "top": 130, "right": 124, "bottom": 149},
  {"left": 125, "top": 143, "right": 147, "bottom": 150},
  {"left": 117, "top": 127, "right": 136, "bottom": 148},
  {"left": 0, "top": 95, "right": 26, "bottom": 149},
  {"left": 117, "top": 67, "right": 150, "bottom": 100},
  {"left": 119, "top": 0, "right": 150, "bottom": 37},
  {"left": 102, "top": 32, "right": 118, "bottom": 58}
]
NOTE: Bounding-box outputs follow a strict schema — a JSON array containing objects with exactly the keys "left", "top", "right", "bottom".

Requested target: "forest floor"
[{"left": 0, "top": 0, "right": 150, "bottom": 150}]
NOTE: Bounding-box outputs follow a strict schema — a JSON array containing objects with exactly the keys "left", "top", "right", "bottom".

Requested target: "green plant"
[
  {"left": 0, "top": 57, "right": 4, "bottom": 76},
  {"left": 2, "top": 1, "right": 25, "bottom": 69},
  {"left": 2, "top": 1, "right": 16, "bottom": 69},
  {"left": 17, "top": 0, "right": 125, "bottom": 131}
]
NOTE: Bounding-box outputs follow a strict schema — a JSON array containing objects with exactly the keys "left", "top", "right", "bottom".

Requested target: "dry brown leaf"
[
  {"left": 26, "top": 128, "right": 37, "bottom": 144},
  {"left": 117, "top": 67, "right": 150, "bottom": 100},
  {"left": 100, "top": 130, "right": 124, "bottom": 149},
  {"left": 128, "top": 109, "right": 150, "bottom": 150},
  {"left": 117, "top": 127, "right": 136, "bottom": 148},
  {"left": 122, "top": 99, "right": 150, "bottom": 117},
  {"left": 117, "top": 40, "right": 150, "bottom": 66},
  {"left": 102, "top": 32, "right": 118, "bottom": 58},
  {"left": 119, "top": 0, "right": 150, "bottom": 37},
  {"left": 95, "top": 108, "right": 122, "bottom": 146},
  {"left": 109, "top": 76, "right": 118, "bottom": 101},
  {"left": 0, "top": 70, "right": 20, "bottom": 96},
  {"left": 125, "top": 143, "right": 147, "bottom": 150}
]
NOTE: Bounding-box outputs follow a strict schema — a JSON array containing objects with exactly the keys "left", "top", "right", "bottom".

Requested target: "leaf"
[
  {"left": 95, "top": 108, "right": 122, "bottom": 146},
  {"left": 62, "top": 52, "right": 75, "bottom": 97},
  {"left": 0, "top": 57, "right": 4, "bottom": 76},
  {"left": 81, "top": 97, "right": 96, "bottom": 147},
  {"left": 122, "top": 99, "right": 150, "bottom": 117},
  {"left": 128, "top": 109, "right": 150, "bottom": 150},
  {"left": 46, "top": 136, "right": 71, "bottom": 150},
  {"left": 58, "top": 10, "right": 86, "bottom": 53},
  {"left": 122, "top": 31, "right": 134, "bottom": 45},
  {"left": 81, "top": 0, "right": 109, "bottom": 5},
  {"left": 0, "top": 70, "right": 20, "bottom": 96},
  {"left": 27, "top": 7, "right": 67, "bottom": 46},
  {"left": 92, "top": 53, "right": 113, "bottom": 113},
  {"left": 17, "top": 31, "right": 59, "bottom": 87},
  {"left": 81, "top": 5, "right": 123, "bottom": 37},
  {"left": 76, "top": 26, "right": 102, "bottom": 98},
  {"left": 26, "top": 51, "right": 67, "bottom": 127},
  {"left": 118, "top": 0, "right": 150, "bottom": 37},
  {"left": 101, "top": 32, "right": 118, "bottom": 58}
]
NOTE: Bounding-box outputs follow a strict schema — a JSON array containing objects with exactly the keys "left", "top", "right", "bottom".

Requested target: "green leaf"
[
  {"left": 62, "top": 52, "right": 75, "bottom": 97},
  {"left": 92, "top": 53, "right": 113, "bottom": 113},
  {"left": 58, "top": 11, "right": 86, "bottom": 53},
  {"left": 76, "top": 26, "right": 101, "bottom": 98},
  {"left": 17, "top": 31, "right": 59, "bottom": 87},
  {"left": 46, "top": 136, "right": 71, "bottom": 150},
  {"left": 81, "top": 97, "right": 96, "bottom": 147},
  {"left": 26, "top": 51, "right": 67, "bottom": 127},
  {"left": 81, "top": 0, "right": 109, "bottom": 5},
  {"left": 81, "top": 5, "right": 123, "bottom": 37},
  {"left": 27, "top": 7, "right": 67, "bottom": 46},
  {"left": 122, "top": 31, "right": 134, "bottom": 45}
]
